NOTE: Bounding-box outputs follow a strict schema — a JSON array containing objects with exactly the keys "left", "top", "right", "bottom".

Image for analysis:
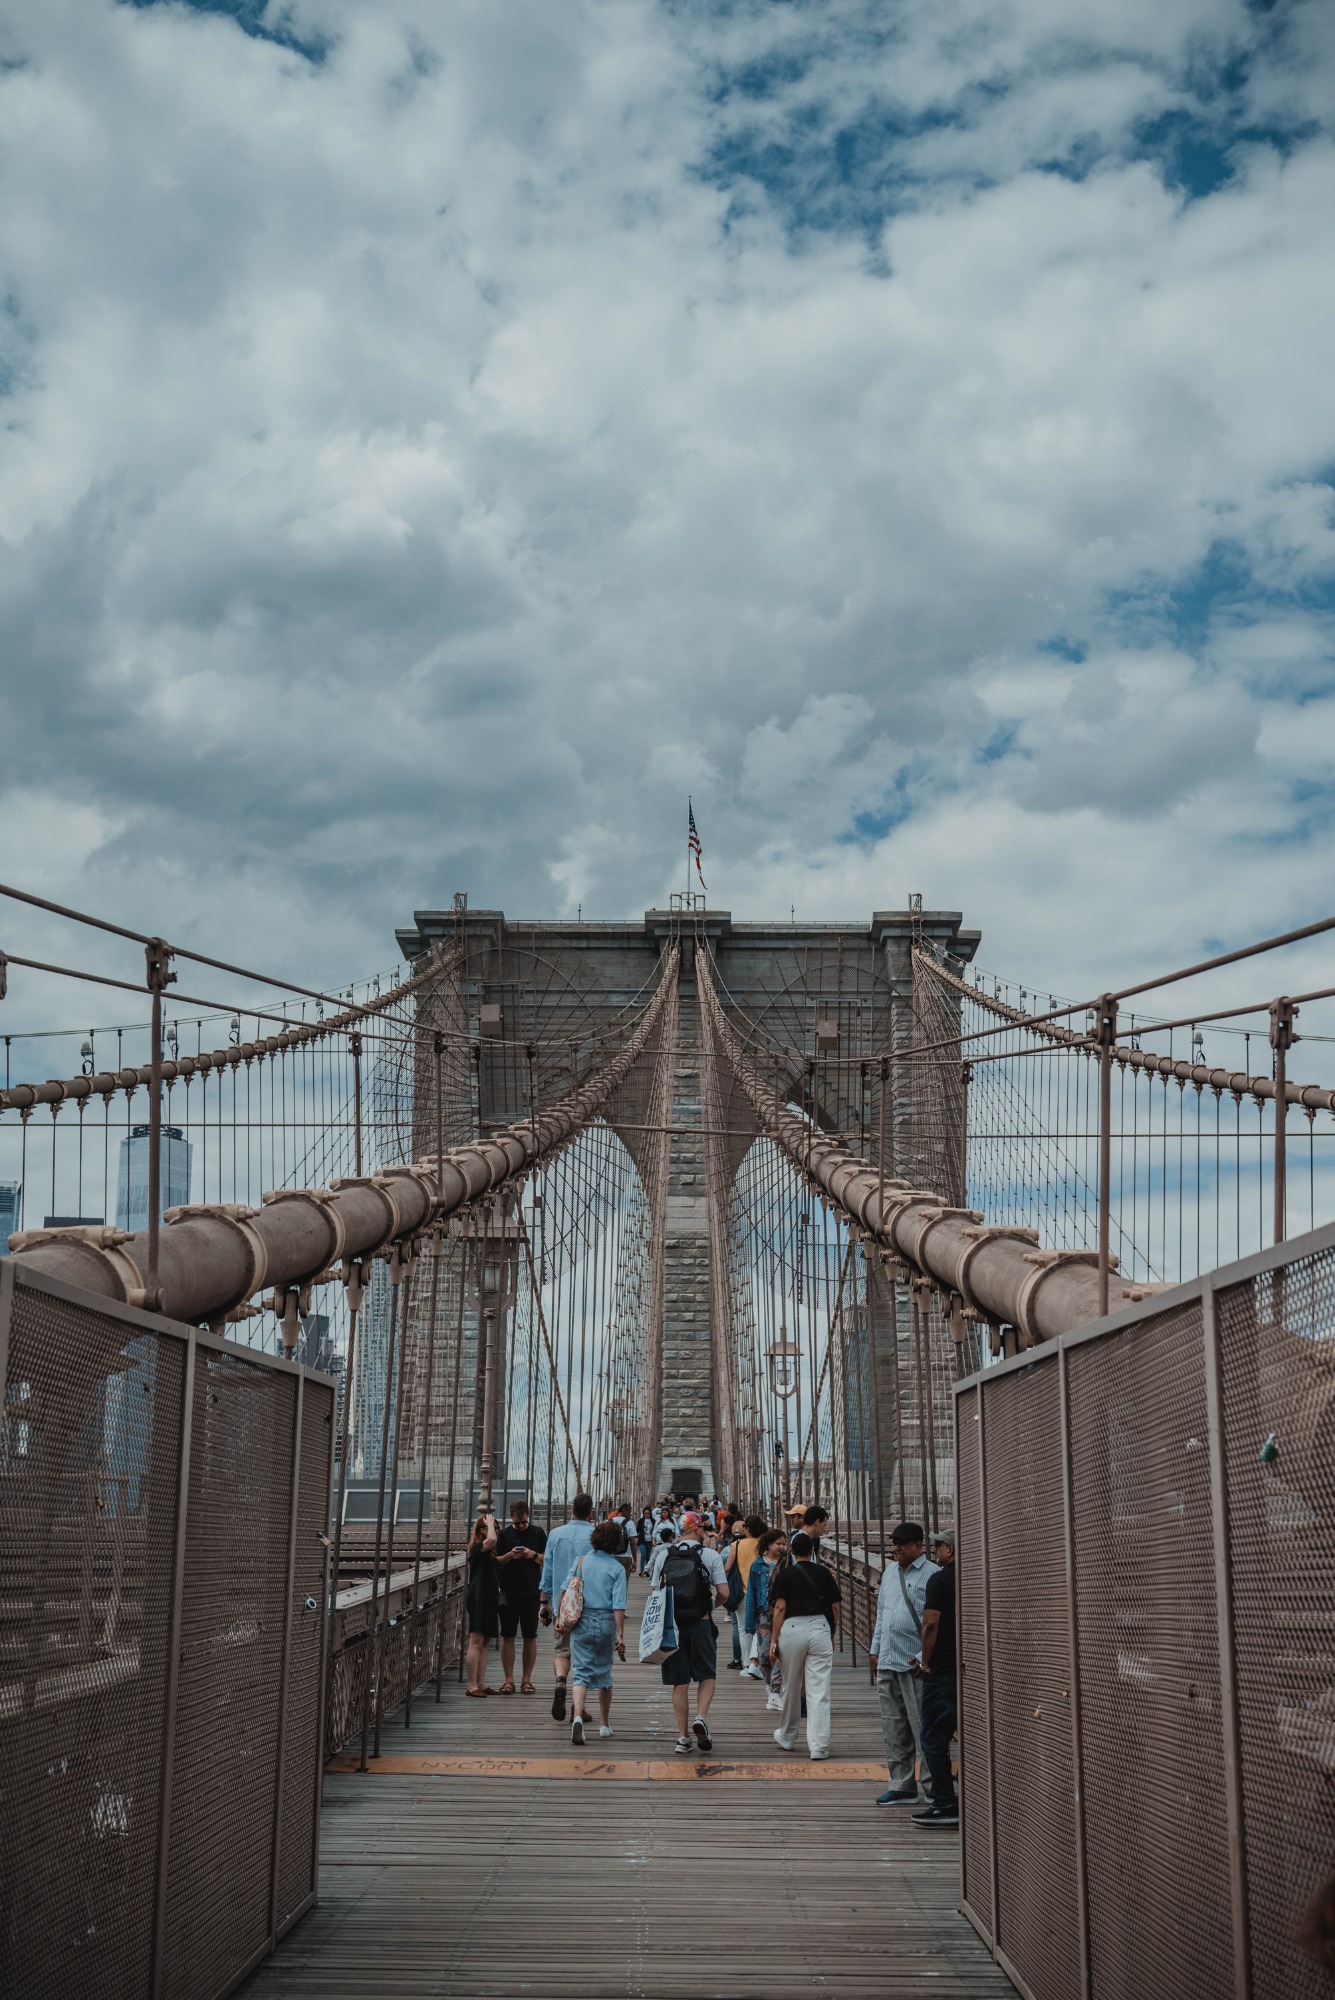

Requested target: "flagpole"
[{"left": 686, "top": 796, "right": 691, "bottom": 904}]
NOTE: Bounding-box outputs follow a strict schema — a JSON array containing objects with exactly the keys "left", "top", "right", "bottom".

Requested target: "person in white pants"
[{"left": 768, "top": 1531, "right": 841, "bottom": 1761}]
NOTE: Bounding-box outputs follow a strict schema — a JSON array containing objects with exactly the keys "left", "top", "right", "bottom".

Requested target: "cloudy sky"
[{"left": 2, "top": 0, "right": 1334, "bottom": 1008}]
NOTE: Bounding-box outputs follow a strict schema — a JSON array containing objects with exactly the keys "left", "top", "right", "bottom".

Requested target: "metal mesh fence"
[
  {"left": 0, "top": 1268, "right": 184, "bottom": 2000},
  {"left": 1069, "top": 1302, "right": 1236, "bottom": 1997},
  {"left": 1220, "top": 1255, "right": 1335, "bottom": 2000},
  {"left": 955, "top": 1381, "right": 992, "bottom": 1940},
  {"left": 0, "top": 1267, "right": 333, "bottom": 2000},
  {"left": 957, "top": 1223, "right": 1335, "bottom": 2000},
  {"left": 982, "top": 1362, "right": 1081, "bottom": 2000}
]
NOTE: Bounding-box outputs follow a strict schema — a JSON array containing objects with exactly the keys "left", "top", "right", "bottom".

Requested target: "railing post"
[
  {"left": 349, "top": 1031, "right": 363, "bottom": 1177},
  {"left": 144, "top": 938, "right": 176, "bottom": 1311},
  {"left": 1202, "top": 1280, "right": 1253, "bottom": 2000},
  {"left": 1095, "top": 995, "right": 1117, "bottom": 1316},
  {"left": 149, "top": 1326, "right": 195, "bottom": 2000},
  {"left": 1058, "top": 1344, "right": 1092, "bottom": 2000},
  {"left": 1270, "top": 998, "right": 1295, "bottom": 1245},
  {"left": 977, "top": 1377, "right": 1000, "bottom": 1953},
  {"left": 268, "top": 1365, "right": 305, "bottom": 1945}
]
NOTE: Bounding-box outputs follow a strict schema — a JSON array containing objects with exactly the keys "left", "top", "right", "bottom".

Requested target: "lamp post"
[{"left": 767, "top": 1332, "right": 800, "bottom": 1508}]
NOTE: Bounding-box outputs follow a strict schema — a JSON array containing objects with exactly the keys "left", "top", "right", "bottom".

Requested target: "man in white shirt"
[
  {"left": 647, "top": 1512, "right": 728, "bottom": 1753},
  {"left": 868, "top": 1521, "right": 939, "bottom": 1806}
]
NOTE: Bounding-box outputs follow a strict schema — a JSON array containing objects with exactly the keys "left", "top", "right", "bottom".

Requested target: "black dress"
[{"left": 467, "top": 1543, "right": 500, "bottom": 1639}]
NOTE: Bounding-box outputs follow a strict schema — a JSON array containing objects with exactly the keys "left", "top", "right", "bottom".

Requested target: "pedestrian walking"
[
  {"left": 647, "top": 1510, "right": 729, "bottom": 1752},
  {"left": 869, "top": 1521, "right": 939, "bottom": 1804},
  {"left": 636, "top": 1508, "right": 653, "bottom": 1574},
  {"left": 564, "top": 1519, "right": 629, "bottom": 1745},
  {"left": 744, "top": 1526, "right": 787, "bottom": 1706},
  {"left": 769, "top": 1531, "right": 840, "bottom": 1759},
  {"left": 495, "top": 1499, "right": 547, "bottom": 1695},
  {"left": 801, "top": 1504, "right": 830, "bottom": 1556},
  {"left": 724, "top": 1513, "right": 766, "bottom": 1670},
  {"left": 465, "top": 1512, "right": 500, "bottom": 1696},
  {"left": 912, "top": 1530, "right": 959, "bottom": 1827},
  {"left": 538, "top": 1492, "right": 595, "bottom": 1722}
]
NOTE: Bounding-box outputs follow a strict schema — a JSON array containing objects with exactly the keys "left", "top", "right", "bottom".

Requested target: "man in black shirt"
[
  {"left": 495, "top": 1500, "right": 548, "bottom": 1694},
  {"left": 912, "top": 1529, "right": 958, "bottom": 1827}
]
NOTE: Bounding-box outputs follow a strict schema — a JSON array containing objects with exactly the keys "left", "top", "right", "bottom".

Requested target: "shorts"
[
  {"left": 498, "top": 1597, "right": 539, "bottom": 1642},
  {"left": 661, "top": 1618, "right": 718, "bottom": 1686}
]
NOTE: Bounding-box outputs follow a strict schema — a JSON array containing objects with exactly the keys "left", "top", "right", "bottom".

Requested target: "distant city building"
[
  {"left": 299, "top": 1312, "right": 335, "bottom": 1371},
  {"left": 115, "top": 1125, "right": 192, "bottom": 1232},
  {"left": 0, "top": 1180, "right": 20, "bottom": 1253}
]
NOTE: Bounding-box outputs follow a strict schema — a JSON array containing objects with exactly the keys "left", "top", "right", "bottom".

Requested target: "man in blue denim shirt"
[
  {"left": 539, "top": 1492, "right": 595, "bottom": 1722},
  {"left": 868, "top": 1521, "right": 938, "bottom": 1806}
]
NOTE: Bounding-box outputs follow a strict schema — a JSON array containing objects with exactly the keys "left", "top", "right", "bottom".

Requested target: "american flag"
[{"left": 688, "top": 800, "right": 707, "bottom": 892}]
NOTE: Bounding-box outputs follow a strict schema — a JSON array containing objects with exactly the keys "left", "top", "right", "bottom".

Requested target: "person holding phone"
[{"left": 464, "top": 1512, "right": 500, "bottom": 1696}]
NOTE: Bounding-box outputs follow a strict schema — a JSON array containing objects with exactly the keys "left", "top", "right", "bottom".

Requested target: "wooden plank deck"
[{"left": 239, "top": 1580, "right": 1012, "bottom": 2000}]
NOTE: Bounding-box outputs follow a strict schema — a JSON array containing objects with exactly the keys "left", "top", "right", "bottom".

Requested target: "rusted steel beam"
[
  {"left": 8, "top": 948, "right": 677, "bottom": 1325},
  {"left": 698, "top": 949, "right": 1144, "bottom": 1343},
  {"left": 914, "top": 948, "right": 1335, "bottom": 1115}
]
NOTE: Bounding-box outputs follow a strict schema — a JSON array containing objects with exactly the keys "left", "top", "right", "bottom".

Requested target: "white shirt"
[{"left": 648, "top": 1535, "right": 728, "bottom": 1592}]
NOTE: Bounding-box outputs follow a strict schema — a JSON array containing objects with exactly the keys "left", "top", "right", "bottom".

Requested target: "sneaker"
[
  {"left": 912, "top": 1804, "right": 959, "bottom": 1827},
  {"left": 726, "top": 1660, "right": 742, "bottom": 1671},
  {"left": 551, "top": 1681, "right": 567, "bottom": 1722},
  {"left": 570, "top": 1716, "right": 585, "bottom": 1746},
  {"left": 765, "top": 1693, "right": 783, "bottom": 1711},
  {"left": 692, "top": 1717, "right": 713, "bottom": 1752},
  {"left": 875, "top": 1788, "right": 920, "bottom": 1806},
  {"left": 772, "top": 1728, "right": 795, "bottom": 1752},
  {"left": 674, "top": 1735, "right": 694, "bottom": 1755},
  {"left": 742, "top": 1664, "right": 765, "bottom": 1681},
  {"left": 599, "top": 1726, "right": 613, "bottom": 1739},
  {"left": 809, "top": 1751, "right": 830, "bottom": 1762}
]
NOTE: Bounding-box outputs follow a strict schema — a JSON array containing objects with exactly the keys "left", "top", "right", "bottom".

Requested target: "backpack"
[{"left": 662, "top": 1543, "right": 712, "bottom": 1624}]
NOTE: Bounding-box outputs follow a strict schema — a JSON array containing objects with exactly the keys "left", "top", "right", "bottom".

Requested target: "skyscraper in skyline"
[
  {"left": 0, "top": 1180, "right": 20, "bottom": 1253},
  {"left": 115, "top": 1125, "right": 192, "bottom": 1233}
]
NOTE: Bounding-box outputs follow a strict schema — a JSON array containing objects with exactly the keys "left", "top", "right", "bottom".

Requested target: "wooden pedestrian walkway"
[{"left": 238, "top": 1582, "right": 1011, "bottom": 1999}]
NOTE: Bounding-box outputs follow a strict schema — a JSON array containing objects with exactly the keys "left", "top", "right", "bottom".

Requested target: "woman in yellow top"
[{"left": 723, "top": 1514, "right": 767, "bottom": 1670}]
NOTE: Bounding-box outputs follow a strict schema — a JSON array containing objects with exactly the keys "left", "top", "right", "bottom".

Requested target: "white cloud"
[{"left": 0, "top": 0, "right": 1333, "bottom": 1021}]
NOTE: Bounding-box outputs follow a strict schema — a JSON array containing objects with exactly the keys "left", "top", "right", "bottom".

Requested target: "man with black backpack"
[{"left": 647, "top": 1510, "right": 729, "bottom": 1753}]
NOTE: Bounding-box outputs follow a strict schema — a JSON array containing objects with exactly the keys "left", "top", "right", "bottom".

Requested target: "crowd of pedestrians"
[{"left": 460, "top": 1490, "right": 958, "bottom": 1824}]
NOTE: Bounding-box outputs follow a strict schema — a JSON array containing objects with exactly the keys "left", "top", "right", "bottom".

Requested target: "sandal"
[
  {"left": 464, "top": 1688, "right": 489, "bottom": 1698},
  {"left": 520, "top": 1681, "right": 537, "bottom": 1694},
  {"left": 499, "top": 1681, "right": 516, "bottom": 1695}
]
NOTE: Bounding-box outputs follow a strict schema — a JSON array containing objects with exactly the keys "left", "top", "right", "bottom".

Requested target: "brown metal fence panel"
[
  {"left": 161, "top": 1349, "right": 298, "bottom": 1996},
  {"left": 0, "top": 1268, "right": 332, "bottom": 2000},
  {"left": 955, "top": 1380, "right": 993, "bottom": 1941},
  {"left": 983, "top": 1360, "right": 1081, "bottom": 2000},
  {"left": 0, "top": 1269, "right": 185, "bottom": 2000},
  {"left": 1219, "top": 1253, "right": 1335, "bottom": 2000},
  {"left": 1068, "top": 1302, "right": 1236, "bottom": 2000},
  {"left": 276, "top": 1382, "right": 333, "bottom": 1933}
]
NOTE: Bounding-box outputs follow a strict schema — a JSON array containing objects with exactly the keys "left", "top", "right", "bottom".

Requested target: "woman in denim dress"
[{"left": 567, "top": 1520, "right": 628, "bottom": 1745}]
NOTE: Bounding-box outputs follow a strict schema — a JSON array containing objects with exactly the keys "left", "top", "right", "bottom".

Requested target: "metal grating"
[
  {"left": 276, "top": 1380, "right": 333, "bottom": 1933},
  {"left": 0, "top": 1278, "right": 184, "bottom": 2000},
  {"left": 1068, "top": 1303, "right": 1236, "bottom": 1999},
  {"left": 982, "top": 1362, "right": 1081, "bottom": 2000},
  {"left": 161, "top": 1348, "right": 296, "bottom": 1997},
  {"left": 1219, "top": 1254, "right": 1335, "bottom": 2000},
  {"left": 956, "top": 1380, "right": 992, "bottom": 1939}
]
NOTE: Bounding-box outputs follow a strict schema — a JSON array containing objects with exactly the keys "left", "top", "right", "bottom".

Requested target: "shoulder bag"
[{"left": 556, "top": 1555, "right": 586, "bottom": 1634}]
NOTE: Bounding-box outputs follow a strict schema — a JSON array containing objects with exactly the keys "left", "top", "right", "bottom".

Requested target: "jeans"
[
  {"left": 774, "top": 1615, "right": 833, "bottom": 1757},
  {"left": 877, "top": 1668, "right": 926, "bottom": 1797},
  {"left": 728, "top": 1607, "right": 742, "bottom": 1665},
  {"left": 919, "top": 1672, "right": 957, "bottom": 1808}
]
